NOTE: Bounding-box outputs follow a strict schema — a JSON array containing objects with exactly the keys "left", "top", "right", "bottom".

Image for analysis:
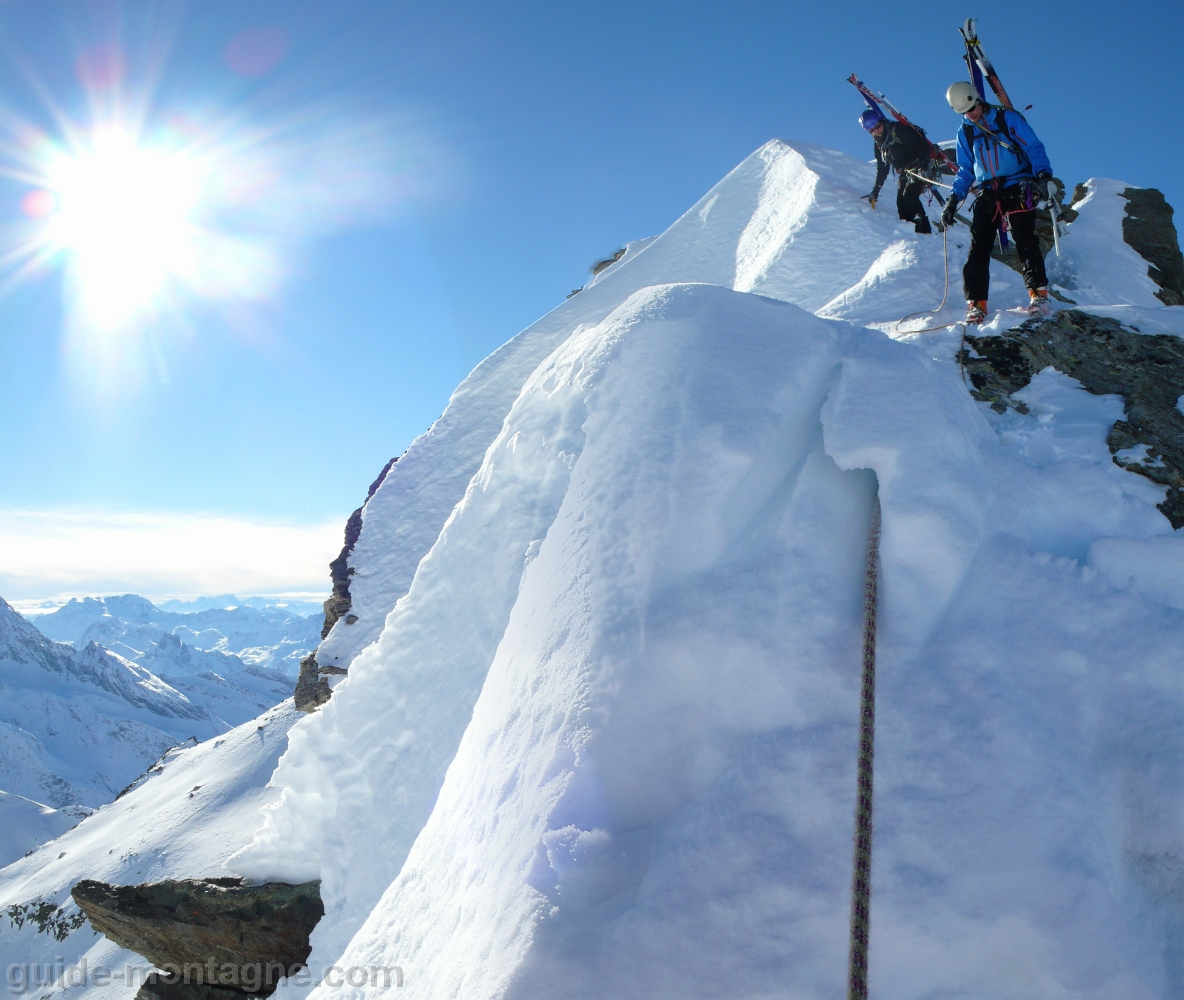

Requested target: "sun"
[
  {"left": 43, "top": 127, "right": 205, "bottom": 327},
  {"left": 0, "top": 54, "right": 440, "bottom": 396}
]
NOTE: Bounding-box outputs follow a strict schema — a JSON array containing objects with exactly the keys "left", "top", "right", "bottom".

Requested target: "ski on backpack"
[
  {"left": 847, "top": 74, "right": 957, "bottom": 174},
  {"left": 958, "top": 18, "right": 1014, "bottom": 110}
]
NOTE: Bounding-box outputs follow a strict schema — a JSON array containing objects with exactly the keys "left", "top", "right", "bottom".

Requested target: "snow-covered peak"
[
  {"left": 0, "top": 593, "right": 66, "bottom": 662},
  {"left": 0, "top": 596, "right": 227, "bottom": 807},
  {"left": 315, "top": 141, "right": 1183, "bottom": 682},
  {"left": 1, "top": 597, "right": 186, "bottom": 713},
  {"left": 34, "top": 593, "right": 321, "bottom": 676},
  {"left": 12, "top": 137, "right": 1184, "bottom": 999},
  {"left": 224, "top": 136, "right": 1184, "bottom": 997},
  {"left": 314, "top": 140, "right": 922, "bottom": 676}
]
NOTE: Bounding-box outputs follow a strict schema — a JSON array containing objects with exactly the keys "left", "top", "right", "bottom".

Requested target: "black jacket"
[{"left": 873, "top": 121, "right": 931, "bottom": 190}]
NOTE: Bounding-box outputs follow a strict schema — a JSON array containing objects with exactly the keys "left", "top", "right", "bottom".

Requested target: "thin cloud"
[{"left": 0, "top": 507, "right": 342, "bottom": 602}]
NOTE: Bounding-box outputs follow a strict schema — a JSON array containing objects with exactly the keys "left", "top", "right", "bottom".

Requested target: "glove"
[
  {"left": 860, "top": 187, "right": 880, "bottom": 209},
  {"left": 941, "top": 196, "right": 961, "bottom": 227}
]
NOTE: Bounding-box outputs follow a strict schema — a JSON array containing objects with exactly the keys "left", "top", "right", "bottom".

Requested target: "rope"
[
  {"left": 893, "top": 226, "right": 950, "bottom": 335},
  {"left": 846, "top": 494, "right": 881, "bottom": 1000}
]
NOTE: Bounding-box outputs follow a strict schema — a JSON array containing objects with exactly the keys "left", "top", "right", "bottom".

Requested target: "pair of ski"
[
  {"left": 958, "top": 18, "right": 1069, "bottom": 256},
  {"left": 847, "top": 74, "right": 956, "bottom": 182},
  {"left": 850, "top": 19, "right": 1068, "bottom": 256}
]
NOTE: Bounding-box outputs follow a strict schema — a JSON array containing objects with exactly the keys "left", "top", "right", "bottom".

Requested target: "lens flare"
[
  {"left": 46, "top": 127, "right": 204, "bottom": 326},
  {"left": 0, "top": 61, "right": 449, "bottom": 396}
]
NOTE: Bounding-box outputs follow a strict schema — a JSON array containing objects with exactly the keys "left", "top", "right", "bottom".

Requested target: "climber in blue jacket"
[{"left": 940, "top": 80, "right": 1055, "bottom": 323}]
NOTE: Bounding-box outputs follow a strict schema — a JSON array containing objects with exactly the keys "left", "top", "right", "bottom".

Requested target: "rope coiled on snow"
[
  {"left": 846, "top": 494, "right": 881, "bottom": 1000},
  {"left": 893, "top": 224, "right": 951, "bottom": 336}
]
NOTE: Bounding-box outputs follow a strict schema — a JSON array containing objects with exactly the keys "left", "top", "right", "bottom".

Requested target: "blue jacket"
[{"left": 951, "top": 107, "right": 1052, "bottom": 200}]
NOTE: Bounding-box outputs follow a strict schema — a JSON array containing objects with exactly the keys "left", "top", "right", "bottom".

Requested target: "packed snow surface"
[
  {"left": 12, "top": 139, "right": 1184, "bottom": 999},
  {"left": 0, "top": 792, "right": 84, "bottom": 870}
]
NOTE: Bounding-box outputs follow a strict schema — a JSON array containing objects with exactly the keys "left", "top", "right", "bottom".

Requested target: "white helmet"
[{"left": 947, "top": 80, "right": 982, "bottom": 114}]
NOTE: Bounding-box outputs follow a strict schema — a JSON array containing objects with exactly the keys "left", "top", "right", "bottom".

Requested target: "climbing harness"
[{"left": 846, "top": 494, "right": 881, "bottom": 1000}]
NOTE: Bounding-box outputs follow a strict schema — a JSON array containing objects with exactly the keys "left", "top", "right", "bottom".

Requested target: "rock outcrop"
[
  {"left": 321, "top": 456, "right": 399, "bottom": 641},
  {"left": 960, "top": 309, "right": 1184, "bottom": 527},
  {"left": 294, "top": 456, "right": 398, "bottom": 712},
  {"left": 1120, "top": 187, "right": 1184, "bottom": 306},
  {"left": 591, "top": 247, "right": 627, "bottom": 276},
  {"left": 71, "top": 877, "right": 323, "bottom": 999},
  {"left": 293, "top": 655, "right": 347, "bottom": 713}
]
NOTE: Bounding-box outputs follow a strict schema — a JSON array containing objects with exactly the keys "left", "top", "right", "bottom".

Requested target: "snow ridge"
[{"left": 9, "top": 138, "right": 1184, "bottom": 1000}]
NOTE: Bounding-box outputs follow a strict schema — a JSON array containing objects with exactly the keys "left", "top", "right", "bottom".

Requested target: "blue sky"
[{"left": 1, "top": 0, "right": 1180, "bottom": 602}]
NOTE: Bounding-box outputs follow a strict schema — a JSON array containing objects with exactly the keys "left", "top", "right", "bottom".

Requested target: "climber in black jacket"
[{"left": 859, "top": 108, "right": 933, "bottom": 234}]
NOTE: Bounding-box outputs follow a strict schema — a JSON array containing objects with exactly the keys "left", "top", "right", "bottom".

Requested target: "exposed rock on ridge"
[
  {"left": 960, "top": 309, "right": 1184, "bottom": 527},
  {"left": 71, "top": 877, "right": 323, "bottom": 999},
  {"left": 1120, "top": 187, "right": 1184, "bottom": 306},
  {"left": 321, "top": 456, "right": 399, "bottom": 640},
  {"left": 294, "top": 456, "right": 397, "bottom": 711}
]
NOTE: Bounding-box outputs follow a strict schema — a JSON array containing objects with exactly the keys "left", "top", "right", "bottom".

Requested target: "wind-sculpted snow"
[
  {"left": 270, "top": 286, "right": 874, "bottom": 997},
  {"left": 233, "top": 272, "right": 1184, "bottom": 998},
  {"left": 231, "top": 140, "right": 1184, "bottom": 996},
  {"left": 7, "top": 137, "right": 1174, "bottom": 999},
  {"left": 314, "top": 140, "right": 901, "bottom": 675}
]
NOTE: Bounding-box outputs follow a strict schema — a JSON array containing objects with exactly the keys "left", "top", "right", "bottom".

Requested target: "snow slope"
[
  {"left": 0, "top": 792, "right": 86, "bottom": 870},
  {"left": 11, "top": 139, "right": 1183, "bottom": 998},
  {"left": 0, "top": 701, "right": 300, "bottom": 981},
  {"left": 217, "top": 140, "right": 1184, "bottom": 998},
  {"left": 314, "top": 142, "right": 919, "bottom": 674}
]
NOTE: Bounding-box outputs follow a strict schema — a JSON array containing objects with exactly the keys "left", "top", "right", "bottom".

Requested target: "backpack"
[
  {"left": 879, "top": 120, "right": 931, "bottom": 172},
  {"left": 962, "top": 107, "right": 1032, "bottom": 172}
]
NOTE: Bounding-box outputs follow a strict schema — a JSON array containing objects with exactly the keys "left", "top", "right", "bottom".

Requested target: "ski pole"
[
  {"left": 905, "top": 170, "right": 954, "bottom": 190},
  {"left": 1048, "top": 194, "right": 1065, "bottom": 258}
]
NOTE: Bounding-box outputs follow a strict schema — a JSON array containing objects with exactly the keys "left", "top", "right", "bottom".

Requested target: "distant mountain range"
[
  {"left": 0, "top": 593, "right": 321, "bottom": 843},
  {"left": 153, "top": 594, "right": 325, "bottom": 616},
  {"left": 33, "top": 594, "right": 323, "bottom": 675}
]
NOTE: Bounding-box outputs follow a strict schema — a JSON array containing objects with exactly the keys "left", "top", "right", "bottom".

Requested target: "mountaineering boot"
[
  {"left": 915, "top": 212, "right": 932, "bottom": 235},
  {"left": 965, "top": 300, "right": 988, "bottom": 324},
  {"left": 1028, "top": 287, "right": 1052, "bottom": 316}
]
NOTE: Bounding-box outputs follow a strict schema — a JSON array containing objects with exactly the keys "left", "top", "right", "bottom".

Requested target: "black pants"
[
  {"left": 964, "top": 184, "right": 1047, "bottom": 301},
  {"left": 897, "top": 174, "right": 931, "bottom": 234}
]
